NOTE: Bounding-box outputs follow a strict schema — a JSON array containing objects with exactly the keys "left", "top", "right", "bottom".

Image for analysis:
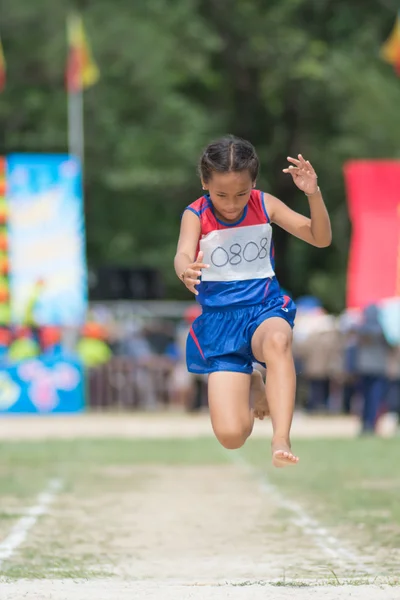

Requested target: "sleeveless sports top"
[{"left": 185, "top": 190, "right": 282, "bottom": 308}]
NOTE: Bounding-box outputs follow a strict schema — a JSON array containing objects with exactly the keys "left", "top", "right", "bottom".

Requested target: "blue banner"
[
  {"left": 6, "top": 154, "right": 87, "bottom": 326},
  {"left": 0, "top": 356, "right": 85, "bottom": 414}
]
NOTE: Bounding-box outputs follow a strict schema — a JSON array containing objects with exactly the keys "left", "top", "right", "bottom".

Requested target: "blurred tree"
[{"left": 1, "top": 0, "right": 399, "bottom": 311}]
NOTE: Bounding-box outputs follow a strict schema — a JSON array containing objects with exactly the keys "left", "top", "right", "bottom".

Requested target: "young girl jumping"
[{"left": 174, "top": 136, "right": 331, "bottom": 467}]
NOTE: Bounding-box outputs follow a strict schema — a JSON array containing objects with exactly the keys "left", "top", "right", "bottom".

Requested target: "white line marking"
[
  {"left": 228, "top": 451, "right": 373, "bottom": 575},
  {"left": 0, "top": 478, "right": 62, "bottom": 568}
]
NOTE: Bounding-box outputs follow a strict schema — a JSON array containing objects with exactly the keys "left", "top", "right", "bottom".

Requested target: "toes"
[
  {"left": 288, "top": 454, "right": 299, "bottom": 463},
  {"left": 272, "top": 447, "right": 299, "bottom": 468},
  {"left": 254, "top": 408, "right": 267, "bottom": 420},
  {"left": 274, "top": 450, "right": 299, "bottom": 462}
]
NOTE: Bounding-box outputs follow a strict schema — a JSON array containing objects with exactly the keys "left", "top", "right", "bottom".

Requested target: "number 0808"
[{"left": 210, "top": 238, "right": 269, "bottom": 268}]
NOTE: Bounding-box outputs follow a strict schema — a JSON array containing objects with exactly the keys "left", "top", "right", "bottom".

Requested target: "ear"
[
  {"left": 252, "top": 181, "right": 257, "bottom": 188},
  {"left": 201, "top": 179, "right": 207, "bottom": 191}
]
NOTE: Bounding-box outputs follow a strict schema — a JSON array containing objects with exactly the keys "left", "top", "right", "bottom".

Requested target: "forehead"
[{"left": 207, "top": 170, "right": 253, "bottom": 191}]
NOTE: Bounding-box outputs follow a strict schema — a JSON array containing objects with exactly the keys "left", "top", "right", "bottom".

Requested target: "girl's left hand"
[{"left": 283, "top": 154, "right": 318, "bottom": 195}]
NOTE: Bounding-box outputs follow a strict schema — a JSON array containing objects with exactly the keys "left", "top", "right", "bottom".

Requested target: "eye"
[
  {"left": 216, "top": 194, "right": 226, "bottom": 198},
  {"left": 238, "top": 193, "right": 247, "bottom": 197}
]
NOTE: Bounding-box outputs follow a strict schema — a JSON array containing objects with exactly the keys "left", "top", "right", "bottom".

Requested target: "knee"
[
  {"left": 263, "top": 331, "right": 291, "bottom": 358},
  {"left": 215, "top": 424, "right": 249, "bottom": 450}
]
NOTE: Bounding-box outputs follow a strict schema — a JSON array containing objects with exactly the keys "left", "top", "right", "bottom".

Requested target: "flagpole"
[
  {"left": 68, "top": 87, "right": 84, "bottom": 176},
  {"left": 66, "top": 12, "right": 99, "bottom": 182}
]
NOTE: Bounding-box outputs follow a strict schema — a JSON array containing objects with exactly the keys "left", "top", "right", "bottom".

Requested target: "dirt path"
[
  {"left": 0, "top": 412, "right": 368, "bottom": 441},
  {"left": 27, "top": 465, "right": 345, "bottom": 582},
  {"left": 0, "top": 412, "right": 397, "bottom": 598},
  {"left": 0, "top": 462, "right": 396, "bottom": 599},
  {"left": 1, "top": 580, "right": 400, "bottom": 600},
  {"left": 3, "top": 463, "right": 383, "bottom": 595}
]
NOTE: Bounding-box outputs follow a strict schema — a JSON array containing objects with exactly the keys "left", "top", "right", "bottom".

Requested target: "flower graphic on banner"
[{"left": 17, "top": 360, "right": 80, "bottom": 412}]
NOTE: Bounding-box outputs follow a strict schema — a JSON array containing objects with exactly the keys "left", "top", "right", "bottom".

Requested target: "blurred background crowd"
[{"left": 1, "top": 293, "right": 397, "bottom": 436}]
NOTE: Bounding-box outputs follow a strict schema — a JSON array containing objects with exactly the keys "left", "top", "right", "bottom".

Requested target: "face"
[{"left": 203, "top": 170, "right": 255, "bottom": 223}]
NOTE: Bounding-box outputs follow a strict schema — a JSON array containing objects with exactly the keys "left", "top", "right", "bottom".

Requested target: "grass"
[
  {"left": 0, "top": 435, "right": 400, "bottom": 580},
  {"left": 270, "top": 578, "right": 400, "bottom": 588},
  {"left": 204, "top": 576, "right": 400, "bottom": 588},
  {"left": 0, "top": 437, "right": 226, "bottom": 468},
  {"left": 0, "top": 438, "right": 226, "bottom": 496},
  {"left": 242, "top": 437, "right": 400, "bottom": 549}
]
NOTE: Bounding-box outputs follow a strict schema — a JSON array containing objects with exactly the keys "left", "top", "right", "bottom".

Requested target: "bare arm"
[
  {"left": 266, "top": 187, "right": 332, "bottom": 248},
  {"left": 265, "top": 154, "right": 332, "bottom": 248},
  {"left": 174, "top": 209, "right": 208, "bottom": 295}
]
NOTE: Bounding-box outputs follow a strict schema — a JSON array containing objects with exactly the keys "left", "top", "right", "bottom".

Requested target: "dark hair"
[{"left": 199, "top": 135, "right": 259, "bottom": 184}]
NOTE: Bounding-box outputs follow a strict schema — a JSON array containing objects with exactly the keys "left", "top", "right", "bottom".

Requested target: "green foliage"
[{"left": 1, "top": 0, "right": 399, "bottom": 310}]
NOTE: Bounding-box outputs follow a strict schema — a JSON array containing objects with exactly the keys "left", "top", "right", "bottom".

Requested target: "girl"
[{"left": 174, "top": 136, "right": 331, "bottom": 467}]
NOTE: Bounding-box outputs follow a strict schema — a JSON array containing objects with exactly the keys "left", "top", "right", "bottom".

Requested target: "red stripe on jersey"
[{"left": 186, "top": 190, "right": 268, "bottom": 237}]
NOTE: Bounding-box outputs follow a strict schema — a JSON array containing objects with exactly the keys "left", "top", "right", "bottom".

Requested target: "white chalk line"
[
  {"left": 227, "top": 451, "right": 374, "bottom": 576},
  {"left": 0, "top": 478, "right": 63, "bottom": 568}
]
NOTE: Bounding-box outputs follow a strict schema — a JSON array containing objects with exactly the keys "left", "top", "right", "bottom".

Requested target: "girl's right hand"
[{"left": 181, "top": 251, "right": 209, "bottom": 295}]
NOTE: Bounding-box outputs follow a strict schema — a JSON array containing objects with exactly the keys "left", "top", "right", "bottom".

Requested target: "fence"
[
  {"left": 87, "top": 357, "right": 173, "bottom": 410},
  {"left": 87, "top": 357, "right": 209, "bottom": 411}
]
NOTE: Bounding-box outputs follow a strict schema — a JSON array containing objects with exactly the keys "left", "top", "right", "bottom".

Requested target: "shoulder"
[
  {"left": 259, "top": 192, "right": 282, "bottom": 223},
  {"left": 180, "top": 197, "right": 205, "bottom": 237},
  {"left": 185, "top": 195, "right": 209, "bottom": 218},
  {"left": 184, "top": 195, "right": 216, "bottom": 236},
  {"left": 250, "top": 189, "right": 272, "bottom": 223}
]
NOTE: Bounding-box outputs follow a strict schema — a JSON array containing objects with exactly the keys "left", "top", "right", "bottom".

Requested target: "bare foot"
[
  {"left": 251, "top": 370, "right": 269, "bottom": 420},
  {"left": 272, "top": 437, "right": 299, "bottom": 468}
]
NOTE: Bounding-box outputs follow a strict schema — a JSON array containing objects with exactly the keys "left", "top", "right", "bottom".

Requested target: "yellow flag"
[
  {"left": 66, "top": 13, "right": 99, "bottom": 91},
  {"left": 381, "top": 13, "right": 400, "bottom": 74}
]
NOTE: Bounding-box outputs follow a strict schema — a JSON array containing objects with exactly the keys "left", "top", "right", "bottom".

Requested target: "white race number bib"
[{"left": 200, "top": 223, "right": 275, "bottom": 282}]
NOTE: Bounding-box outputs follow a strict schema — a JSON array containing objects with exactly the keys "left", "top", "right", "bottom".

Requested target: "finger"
[
  {"left": 306, "top": 160, "right": 316, "bottom": 175},
  {"left": 196, "top": 250, "right": 204, "bottom": 263},
  {"left": 192, "top": 263, "right": 209, "bottom": 270},
  {"left": 186, "top": 277, "right": 200, "bottom": 286},
  {"left": 282, "top": 166, "right": 300, "bottom": 174},
  {"left": 298, "top": 154, "right": 308, "bottom": 169},
  {"left": 187, "top": 269, "right": 202, "bottom": 278},
  {"left": 187, "top": 284, "right": 199, "bottom": 296},
  {"left": 287, "top": 156, "right": 301, "bottom": 166}
]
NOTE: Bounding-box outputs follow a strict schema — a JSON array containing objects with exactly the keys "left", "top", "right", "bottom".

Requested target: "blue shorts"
[{"left": 186, "top": 295, "right": 296, "bottom": 375}]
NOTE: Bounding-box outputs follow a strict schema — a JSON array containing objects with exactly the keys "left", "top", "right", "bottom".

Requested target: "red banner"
[{"left": 344, "top": 160, "right": 400, "bottom": 308}]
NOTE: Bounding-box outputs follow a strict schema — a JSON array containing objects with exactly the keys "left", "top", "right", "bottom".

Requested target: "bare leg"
[
  {"left": 251, "top": 318, "right": 299, "bottom": 467},
  {"left": 208, "top": 371, "right": 254, "bottom": 449},
  {"left": 251, "top": 369, "right": 270, "bottom": 419}
]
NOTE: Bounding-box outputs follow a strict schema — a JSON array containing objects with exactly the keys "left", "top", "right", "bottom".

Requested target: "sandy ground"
[
  {"left": 1, "top": 580, "right": 400, "bottom": 600},
  {"left": 0, "top": 411, "right": 398, "bottom": 599},
  {"left": 0, "top": 462, "right": 394, "bottom": 599},
  {"left": 34, "top": 465, "right": 356, "bottom": 582},
  {"left": 0, "top": 411, "right": 376, "bottom": 441}
]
